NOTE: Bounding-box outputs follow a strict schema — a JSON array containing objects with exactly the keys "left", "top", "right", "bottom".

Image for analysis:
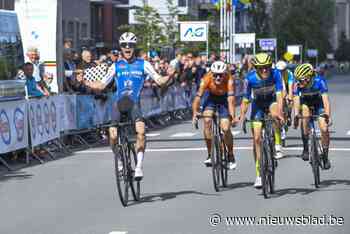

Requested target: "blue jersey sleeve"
[
  {"left": 292, "top": 83, "right": 299, "bottom": 96},
  {"left": 243, "top": 77, "right": 252, "bottom": 102},
  {"left": 273, "top": 69, "right": 283, "bottom": 93},
  {"left": 288, "top": 70, "right": 294, "bottom": 85},
  {"left": 318, "top": 77, "right": 328, "bottom": 94}
]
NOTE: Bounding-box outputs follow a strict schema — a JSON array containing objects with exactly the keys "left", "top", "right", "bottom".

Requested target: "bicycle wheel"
[
  {"left": 129, "top": 143, "right": 141, "bottom": 201},
  {"left": 220, "top": 140, "right": 228, "bottom": 187},
  {"left": 310, "top": 136, "right": 320, "bottom": 188},
  {"left": 211, "top": 135, "right": 221, "bottom": 192},
  {"left": 261, "top": 142, "right": 270, "bottom": 198},
  {"left": 114, "top": 144, "right": 130, "bottom": 206}
]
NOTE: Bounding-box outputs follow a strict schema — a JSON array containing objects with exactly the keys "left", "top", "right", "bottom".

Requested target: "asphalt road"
[{"left": 1, "top": 74, "right": 350, "bottom": 234}]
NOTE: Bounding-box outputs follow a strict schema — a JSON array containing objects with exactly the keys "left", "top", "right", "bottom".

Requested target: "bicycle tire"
[
  {"left": 220, "top": 140, "right": 228, "bottom": 187},
  {"left": 310, "top": 136, "right": 320, "bottom": 188},
  {"left": 129, "top": 143, "right": 141, "bottom": 201},
  {"left": 114, "top": 144, "right": 130, "bottom": 206},
  {"left": 211, "top": 135, "right": 220, "bottom": 192},
  {"left": 261, "top": 142, "right": 270, "bottom": 199},
  {"left": 268, "top": 135, "right": 276, "bottom": 194}
]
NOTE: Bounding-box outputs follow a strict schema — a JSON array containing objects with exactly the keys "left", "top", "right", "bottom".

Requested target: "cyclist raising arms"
[
  {"left": 88, "top": 32, "right": 174, "bottom": 180},
  {"left": 293, "top": 63, "right": 331, "bottom": 169},
  {"left": 192, "top": 61, "right": 238, "bottom": 170},
  {"left": 238, "top": 53, "right": 284, "bottom": 188}
]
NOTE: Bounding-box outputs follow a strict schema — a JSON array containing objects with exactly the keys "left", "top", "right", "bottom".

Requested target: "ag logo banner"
[{"left": 180, "top": 21, "right": 208, "bottom": 42}]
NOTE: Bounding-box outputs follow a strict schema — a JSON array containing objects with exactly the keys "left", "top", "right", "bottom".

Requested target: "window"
[
  {"left": 67, "top": 21, "right": 74, "bottom": 38},
  {"left": 0, "top": 12, "right": 23, "bottom": 80},
  {"left": 178, "top": 0, "right": 187, "bottom": 7},
  {"left": 81, "top": 23, "right": 87, "bottom": 38}
]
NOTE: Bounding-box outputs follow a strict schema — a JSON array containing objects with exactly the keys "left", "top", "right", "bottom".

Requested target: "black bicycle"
[
  {"left": 282, "top": 99, "right": 292, "bottom": 147},
  {"left": 243, "top": 115, "right": 277, "bottom": 198},
  {"left": 298, "top": 109, "right": 326, "bottom": 188},
  {"left": 112, "top": 97, "right": 141, "bottom": 206},
  {"left": 195, "top": 112, "right": 229, "bottom": 192}
]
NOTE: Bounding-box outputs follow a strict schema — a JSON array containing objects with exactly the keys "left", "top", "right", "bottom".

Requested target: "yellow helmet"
[
  {"left": 294, "top": 63, "right": 315, "bottom": 80},
  {"left": 251, "top": 53, "right": 272, "bottom": 67}
]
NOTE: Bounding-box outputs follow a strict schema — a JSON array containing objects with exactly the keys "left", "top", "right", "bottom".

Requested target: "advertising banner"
[
  {"left": 28, "top": 96, "right": 60, "bottom": 147},
  {"left": 180, "top": 21, "right": 208, "bottom": 42},
  {"left": 15, "top": 0, "right": 59, "bottom": 93},
  {"left": 0, "top": 100, "right": 28, "bottom": 154}
]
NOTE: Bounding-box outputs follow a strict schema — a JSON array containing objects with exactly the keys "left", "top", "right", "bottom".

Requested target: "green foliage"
[
  {"left": 118, "top": 5, "right": 165, "bottom": 51},
  {"left": 248, "top": 0, "right": 270, "bottom": 38},
  {"left": 163, "top": 0, "right": 181, "bottom": 47},
  {"left": 335, "top": 31, "right": 350, "bottom": 61},
  {"left": 272, "top": 0, "right": 335, "bottom": 60}
]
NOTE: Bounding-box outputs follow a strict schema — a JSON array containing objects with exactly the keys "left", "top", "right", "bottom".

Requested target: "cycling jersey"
[
  {"left": 197, "top": 72, "right": 234, "bottom": 118},
  {"left": 243, "top": 69, "right": 283, "bottom": 121},
  {"left": 196, "top": 72, "right": 234, "bottom": 97},
  {"left": 293, "top": 75, "right": 328, "bottom": 114},
  {"left": 101, "top": 58, "right": 161, "bottom": 102},
  {"left": 281, "top": 69, "right": 294, "bottom": 88},
  {"left": 243, "top": 68, "right": 283, "bottom": 103},
  {"left": 101, "top": 58, "right": 162, "bottom": 121}
]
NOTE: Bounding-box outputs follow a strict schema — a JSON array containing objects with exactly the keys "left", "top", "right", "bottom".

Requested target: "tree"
[
  {"left": 272, "top": 0, "right": 335, "bottom": 60},
  {"left": 163, "top": 0, "right": 182, "bottom": 47},
  {"left": 335, "top": 31, "right": 350, "bottom": 61},
  {"left": 118, "top": 4, "right": 165, "bottom": 52},
  {"left": 247, "top": 0, "right": 270, "bottom": 38}
]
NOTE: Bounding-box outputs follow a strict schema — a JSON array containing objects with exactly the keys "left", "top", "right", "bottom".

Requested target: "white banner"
[
  {"left": 28, "top": 96, "right": 60, "bottom": 147},
  {"left": 180, "top": 21, "right": 208, "bottom": 42},
  {"left": 0, "top": 100, "right": 28, "bottom": 154},
  {"left": 287, "top": 45, "right": 302, "bottom": 55},
  {"left": 15, "top": 0, "right": 58, "bottom": 93}
]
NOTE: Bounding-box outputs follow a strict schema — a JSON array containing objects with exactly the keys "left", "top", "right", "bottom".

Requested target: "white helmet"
[
  {"left": 210, "top": 61, "right": 227, "bottom": 74},
  {"left": 276, "top": 60, "right": 287, "bottom": 71},
  {"left": 119, "top": 32, "right": 137, "bottom": 44}
]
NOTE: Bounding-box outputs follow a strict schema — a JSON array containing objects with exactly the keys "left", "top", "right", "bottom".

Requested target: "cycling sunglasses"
[
  {"left": 120, "top": 42, "right": 136, "bottom": 49},
  {"left": 213, "top": 73, "right": 224, "bottom": 80},
  {"left": 257, "top": 66, "right": 271, "bottom": 72},
  {"left": 297, "top": 77, "right": 310, "bottom": 84}
]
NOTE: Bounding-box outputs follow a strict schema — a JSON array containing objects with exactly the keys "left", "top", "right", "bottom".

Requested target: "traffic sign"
[{"left": 259, "top": 38, "right": 276, "bottom": 51}]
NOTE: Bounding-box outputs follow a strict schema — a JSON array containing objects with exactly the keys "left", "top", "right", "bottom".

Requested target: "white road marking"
[
  {"left": 109, "top": 232, "right": 127, "bottom": 234},
  {"left": 79, "top": 147, "right": 350, "bottom": 153},
  {"left": 145, "top": 133, "right": 160, "bottom": 137},
  {"left": 170, "top": 132, "right": 197, "bottom": 138},
  {"left": 347, "top": 130, "right": 350, "bottom": 135}
]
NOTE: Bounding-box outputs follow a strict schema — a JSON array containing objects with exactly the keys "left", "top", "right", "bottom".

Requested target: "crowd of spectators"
[{"left": 18, "top": 37, "right": 253, "bottom": 100}]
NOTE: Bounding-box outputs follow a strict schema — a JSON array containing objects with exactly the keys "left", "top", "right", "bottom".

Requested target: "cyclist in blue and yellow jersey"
[
  {"left": 238, "top": 53, "right": 284, "bottom": 188},
  {"left": 276, "top": 60, "right": 295, "bottom": 148},
  {"left": 88, "top": 32, "right": 175, "bottom": 180},
  {"left": 293, "top": 63, "right": 331, "bottom": 169}
]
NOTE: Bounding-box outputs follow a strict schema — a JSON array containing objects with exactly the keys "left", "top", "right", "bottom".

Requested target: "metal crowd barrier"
[{"left": 0, "top": 79, "right": 244, "bottom": 170}]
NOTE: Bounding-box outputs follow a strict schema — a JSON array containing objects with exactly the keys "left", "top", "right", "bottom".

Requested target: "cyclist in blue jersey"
[
  {"left": 237, "top": 53, "right": 284, "bottom": 188},
  {"left": 88, "top": 32, "right": 174, "bottom": 180},
  {"left": 293, "top": 63, "right": 332, "bottom": 169},
  {"left": 276, "top": 60, "right": 295, "bottom": 149}
]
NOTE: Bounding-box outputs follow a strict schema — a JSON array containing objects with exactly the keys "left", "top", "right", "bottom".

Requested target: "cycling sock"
[
  {"left": 274, "top": 128, "right": 282, "bottom": 145},
  {"left": 323, "top": 146, "right": 329, "bottom": 159},
  {"left": 302, "top": 135, "right": 309, "bottom": 151},
  {"left": 255, "top": 160, "right": 260, "bottom": 177},
  {"left": 137, "top": 152, "right": 144, "bottom": 168}
]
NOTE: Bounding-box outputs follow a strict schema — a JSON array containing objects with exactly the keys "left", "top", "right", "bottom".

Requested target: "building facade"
[{"left": 0, "top": 0, "right": 14, "bottom": 10}]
